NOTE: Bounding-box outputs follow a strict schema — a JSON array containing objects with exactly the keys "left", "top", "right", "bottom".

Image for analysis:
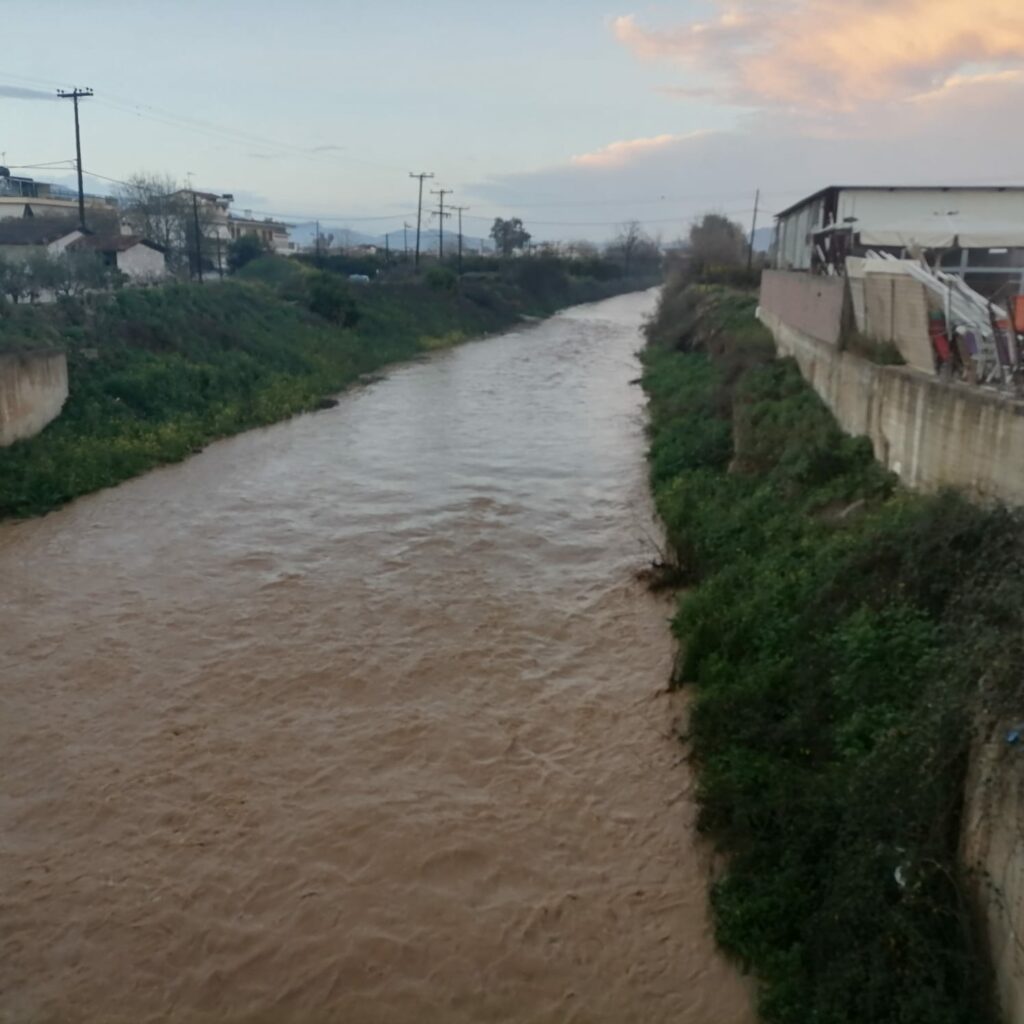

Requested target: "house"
[
  {"left": 773, "top": 185, "right": 1024, "bottom": 296},
  {"left": 68, "top": 234, "right": 168, "bottom": 282},
  {"left": 226, "top": 213, "right": 294, "bottom": 255},
  {"left": 0, "top": 217, "right": 85, "bottom": 259},
  {"left": 0, "top": 218, "right": 167, "bottom": 287},
  {"left": 0, "top": 174, "right": 120, "bottom": 222}
]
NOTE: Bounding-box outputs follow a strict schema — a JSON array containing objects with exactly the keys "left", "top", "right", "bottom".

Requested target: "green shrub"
[
  {"left": 643, "top": 279, "right": 1011, "bottom": 1023},
  {"left": 424, "top": 266, "right": 457, "bottom": 292},
  {"left": 307, "top": 273, "right": 360, "bottom": 326}
]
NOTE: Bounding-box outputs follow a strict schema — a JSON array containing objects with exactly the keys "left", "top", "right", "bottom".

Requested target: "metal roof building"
[{"left": 773, "top": 185, "right": 1024, "bottom": 295}]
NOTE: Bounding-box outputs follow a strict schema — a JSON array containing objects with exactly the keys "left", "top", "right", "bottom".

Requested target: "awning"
[
  {"left": 858, "top": 223, "right": 1024, "bottom": 249},
  {"left": 958, "top": 231, "right": 1024, "bottom": 248},
  {"left": 858, "top": 229, "right": 957, "bottom": 248}
]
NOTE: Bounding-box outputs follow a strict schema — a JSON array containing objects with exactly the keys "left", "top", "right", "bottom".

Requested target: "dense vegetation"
[
  {"left": 0, "top": 254, "right": 656, "bottom": 518},
  {"left": 643, "top": 280, "right": 1022, "bottom": 1023}
]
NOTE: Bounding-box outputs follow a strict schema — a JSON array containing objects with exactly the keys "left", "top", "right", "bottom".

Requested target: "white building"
[
  {"left": 773, "top": 185, "right": 1024, "bottom": 295},
  {"left": 227, "top": 213, "right": 294, "bottom": 255},
  {"left": 0, "top": 217, "right": 85, "bottom": 260},
  {"left": 69, "top": 234, "right": 168, "bottom": 282},
  {"left": 0, "top": 174, "right": 119, "bottom": 222}
]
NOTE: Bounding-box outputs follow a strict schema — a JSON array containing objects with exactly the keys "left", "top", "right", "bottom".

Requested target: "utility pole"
[
  {"left": 449, "top": 204, "right": 470, "bottom": 275},
  {"left": 385, "top": 232, "right": 390, "bottom": 264},
  {"left": 403, "top": 222, "right": 412, "bottom": 260},
  {"left": 191, "top": 190, "right": 204, "bottom": 283},
  {"left": 431, "top": 187, "right": 453, "bottom": 260},
  {"left": 57, "top": 87, "right": 93, "bottom": 232},
  {"left": 747, "top": 188, "right": 761, "bottom": 272},
  {"left": 409, "top": 172, "right": 434, "bottom": 269}
]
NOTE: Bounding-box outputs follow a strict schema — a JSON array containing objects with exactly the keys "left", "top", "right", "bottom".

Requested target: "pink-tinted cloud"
[
  {"left": 613, "top": 1, "right": 1024, "bottom": 112},
  {"left": 571, "top": 132, "right": 704, "bottom": 167},
  {"left": 468, "top": 70, "right": 1024, "bottom": 243}
]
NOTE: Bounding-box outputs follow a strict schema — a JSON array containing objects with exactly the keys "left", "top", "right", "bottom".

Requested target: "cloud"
[
  {"left": 613, "top": 1, "right": 1024, "bottom": 112},
  {"left": 908, "top": 68, "right": 1024, "bottom": 104},
  {"left": 467, "top": 72, "right": 1024, "bottom": 242},
  {"left": 0, "top": 85, "right": 57, "bottom": 101},
  {"left": 570, "top": 133, "right": 702, "bottom": 168}
]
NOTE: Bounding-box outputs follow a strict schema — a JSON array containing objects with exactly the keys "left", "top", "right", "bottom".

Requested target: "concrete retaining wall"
[
  {"left": 758, "top": 273, "right": 1024, "bottom": 1021},
  {"left": 759, "top": 310, "right": 1024, "bottom": 507},
  {"left": 0, "top": 350, "right": 68, "bottom": 447},
  {"left": 962, "top": 723, "right": 1024, "bottom": 1024},
  {"left": 759, "top": 269, "right": 847, "bottom": 346}
]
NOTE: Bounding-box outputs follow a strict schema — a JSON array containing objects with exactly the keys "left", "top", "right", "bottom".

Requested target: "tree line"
[{"left": 0, "top": 248, "right": 121, "bottom": 304}]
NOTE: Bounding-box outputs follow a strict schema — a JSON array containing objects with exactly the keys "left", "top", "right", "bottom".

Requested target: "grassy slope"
[
  {"left": 643, "top": 282, "right": 1022, "bottom": 1024},
  {"left": 0, "top": 258, "right": 653, "bottom": 518}
]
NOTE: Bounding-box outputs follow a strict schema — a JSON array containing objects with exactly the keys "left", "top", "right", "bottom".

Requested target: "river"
[{"left": 0, "top": 290, "right": 752, "bottom": 1023}]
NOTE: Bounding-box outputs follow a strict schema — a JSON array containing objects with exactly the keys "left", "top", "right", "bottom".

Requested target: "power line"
[
  {"left": 6, "top": 159, "right": 77, "bottom": 170},
  {"left": 458, "top": 210, "right": 756, "bottom": 228},
  {"left": 80, "top": 166, "right": 756, "bottom": 236},
  {"left": 409, "top": 172, "right": 434, "bottom": 269},
  {"left": 92, "top": 93, "right": 409, "bottom": 173}
]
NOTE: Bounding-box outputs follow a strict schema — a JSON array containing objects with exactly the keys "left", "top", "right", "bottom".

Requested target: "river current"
[{"left": 0, "top": 289, "right": 752, "bottom": 1023}]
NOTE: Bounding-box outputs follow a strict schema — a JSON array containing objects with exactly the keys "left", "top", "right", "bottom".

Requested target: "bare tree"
[
  {"left": 606, "top": 221, "right": 661, "bottom": 276},
  {"left": 117, "top": 173, "right": 222, "bottom": 276},
  {"left": 118, "top": 174, "right": 186, "bottom": 257},
  {"left": 565, "top": 239, "right": 599, "bottom": 260}
]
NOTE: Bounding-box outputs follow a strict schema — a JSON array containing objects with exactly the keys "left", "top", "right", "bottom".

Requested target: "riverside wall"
[
  {"left": 0, "top": 351, "right": 68, "bottom": 447},
  {"left": 758, "top": 273, "right": 1024, "bottom": 507},
  {"left": 759, "top": 271, "right": 1024, "bottom": 1023}
]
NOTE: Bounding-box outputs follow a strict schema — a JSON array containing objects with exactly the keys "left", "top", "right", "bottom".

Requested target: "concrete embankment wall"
[
  {"left": 759, "top": 270, "right": 1024, "bottom": 1022},
  {"left": 758, "top": 272, "right": 1024, "bottom": 507},
  {"left": 962, "top": 724, "right": 1024, "bottom": 1024},
  {"left": 0, "top": 351, "right": 69, "bottom": 447}
]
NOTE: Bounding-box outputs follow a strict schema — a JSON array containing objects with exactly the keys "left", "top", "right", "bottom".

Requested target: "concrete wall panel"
[
  {"left": 759, "top": 270, "right": 846, "bottom": 346},
  {"left": 0, "top": 351, "right": 69, "bottom": 447}
]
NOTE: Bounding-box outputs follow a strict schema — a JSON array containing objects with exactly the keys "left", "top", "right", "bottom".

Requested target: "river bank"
[
  {"left": 0, "top": 257, "right": 655, "bottom": 519},
  {"left": 642, "top": 281, "right": 1023, "bottom": 1022}
]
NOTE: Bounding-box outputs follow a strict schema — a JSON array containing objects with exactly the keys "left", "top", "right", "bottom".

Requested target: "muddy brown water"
[{"left": 0, "top": 290, "right": 752, "bottom": 1023}]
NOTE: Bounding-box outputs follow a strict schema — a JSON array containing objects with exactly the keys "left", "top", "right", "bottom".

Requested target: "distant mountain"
[
  {"left": 287, "top": 221, "right": 489, "bottom": 254},
  {"left": 752, "top": 225, "right": 775, "bottom": 253}
]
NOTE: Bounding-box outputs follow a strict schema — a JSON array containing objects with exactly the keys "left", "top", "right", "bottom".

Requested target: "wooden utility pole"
[
  {"left": 747, "top": 188, "right": 761, "bottom": 272},
  {"left": 430, "top": 187, "right": 453, "bottom": 260},
  {"left": 409, "top": 172, "right": 434, "bottom": 269},
  {"left": 403, "top": 222, "right": 412, "bottom": 260},
  {"left": 190, "top": 190, "right": 204, "bottom": 283},
  {"left": 449, "top": 204, "right": 470, "bottom": 275},
  {"left": 57, "top": 87, "right": 93, "bottom": 231}
]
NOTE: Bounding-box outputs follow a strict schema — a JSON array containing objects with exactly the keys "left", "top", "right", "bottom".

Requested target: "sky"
[{"left": 2, "top": 0, "right": 1023, "bottom": 242}]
